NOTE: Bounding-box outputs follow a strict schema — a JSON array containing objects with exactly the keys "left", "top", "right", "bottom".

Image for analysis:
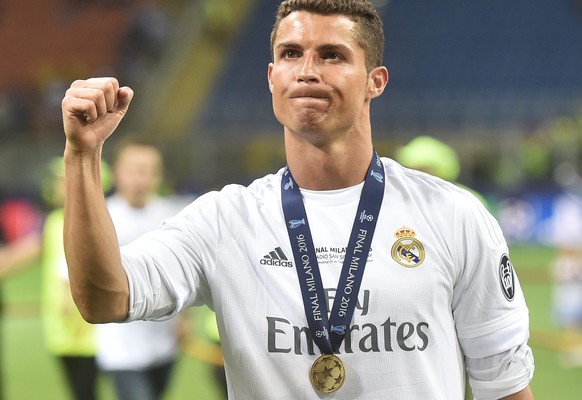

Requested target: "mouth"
[
  {"left": 289, "top": 87, "right": 330, "bottom": 100},
  {"left": 291, "top": 96, "right": 327, "bottom": 101},
  {"left": 290, "top": 93, "right": 330, "bottom": 103}
]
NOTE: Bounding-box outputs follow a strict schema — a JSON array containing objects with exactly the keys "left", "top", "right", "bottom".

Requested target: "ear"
[
  {"left": 367, "top": 66, "right": 389, "bottom": 99},
  {"left": 267, "top": 63, "right": 274, "bottom": 93}
]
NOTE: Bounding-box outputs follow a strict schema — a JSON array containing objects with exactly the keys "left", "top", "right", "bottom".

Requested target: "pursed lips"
[
  {"left": 289, "top": 93, "right": 330, "bottom": 104},
  {"left": 289, "top": 87, "right": 330, "bottom": 100}
]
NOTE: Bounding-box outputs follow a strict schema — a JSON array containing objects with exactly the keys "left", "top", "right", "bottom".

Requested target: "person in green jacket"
[{"left": 40, "top": 157, "right": 112, "bottom": 400}]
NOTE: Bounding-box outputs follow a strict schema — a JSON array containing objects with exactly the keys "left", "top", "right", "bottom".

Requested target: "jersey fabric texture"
[
  {"left": 120, "top": 158, "right": 532, "bottom": 399},
  {"left": 96, "top": 195, "right": 185, "bottom": 371}
]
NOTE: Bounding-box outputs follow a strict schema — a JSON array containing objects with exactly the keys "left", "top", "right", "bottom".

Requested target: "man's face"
[
  {"left": 114, "top": 145, "right": 162, "bottom": 208},
  {"left": 268, "top": 11, "right": 375, "bottom": 142}
]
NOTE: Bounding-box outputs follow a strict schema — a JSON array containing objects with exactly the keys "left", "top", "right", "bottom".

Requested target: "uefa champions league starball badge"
[{"left": 309, "top": 354, "right": 346, "bottom": 393}]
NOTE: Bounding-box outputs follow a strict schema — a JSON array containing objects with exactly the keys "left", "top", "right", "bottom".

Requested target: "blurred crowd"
[{"left": 0, "top": 0, "right": 171, "bottom": 138}]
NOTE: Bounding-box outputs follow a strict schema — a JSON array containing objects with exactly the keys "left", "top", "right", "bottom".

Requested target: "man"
[
  {"left": 96, "top": 137, "right": 188, "bottom": 400},
  {"left": 61, "top": 1, "right": 534, "bottom": 398}
]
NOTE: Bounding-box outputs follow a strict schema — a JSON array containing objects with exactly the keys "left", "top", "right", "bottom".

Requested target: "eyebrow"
[
  {"left": 275, "top": 42, "right": 353, "bottom": 54},
  {"left": 275, "top": 41, "right": 302, "bottom": 51}
]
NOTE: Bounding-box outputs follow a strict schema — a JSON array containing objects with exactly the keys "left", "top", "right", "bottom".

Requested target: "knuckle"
[{"left": 71, "top": 79, "right": 86, "bottom": 88}]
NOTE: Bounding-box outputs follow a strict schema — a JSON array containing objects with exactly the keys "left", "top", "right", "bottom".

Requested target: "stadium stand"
[
  {"left": 196, "top": 0, "right": 582, "bottom": 136},
  {"left": 0, "top": 0, "right": 136, "bottom": 134},
  {"left": 1, "top": 0, "right": 582, "bottom": 193},
  {"left": 0, "top": 0, "right": 134, "bottom": 90}
]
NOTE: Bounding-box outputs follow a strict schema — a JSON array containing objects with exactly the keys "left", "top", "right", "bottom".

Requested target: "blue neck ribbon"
[{"left": 281, "top": 152, "right": 385, "bottom": 354}]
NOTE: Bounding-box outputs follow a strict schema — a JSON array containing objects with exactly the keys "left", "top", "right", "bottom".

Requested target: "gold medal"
[{"left": 309, "top": 354, "right": 346, "bottom": 393}]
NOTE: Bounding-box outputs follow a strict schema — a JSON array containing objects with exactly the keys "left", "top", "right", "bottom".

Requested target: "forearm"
[
  {"left": 500, "top": 385, "right": 533, "bottom": 399},
  {"left": 64, "top": 146, "right": 129, "bottom": 323}
]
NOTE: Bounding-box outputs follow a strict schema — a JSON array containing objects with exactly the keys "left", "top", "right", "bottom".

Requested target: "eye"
[
  {"left": 281, "top": 49, "right": 300, "bottom": 59},
  {"left": 323, "top": 52, "right": 344, "bottom": 61}
]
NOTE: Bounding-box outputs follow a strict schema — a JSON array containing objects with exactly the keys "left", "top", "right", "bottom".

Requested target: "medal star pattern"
[{"left": 309, "top": 354, "right": 346, "bottom": 393}]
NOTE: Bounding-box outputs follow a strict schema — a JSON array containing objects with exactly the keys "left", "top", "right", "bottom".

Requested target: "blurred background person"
[
  {"left": 96, "top": 136, "right": 191, "bottom": 400},
  {"left": 0, "top": 193, "right": 42, "bottom": 280},
  {"left": 2, "top": 157, "right": 112, "bottom": 400},
  {"left": 550, "top": 245, "right": 582, "bottom": 366},
  {"left": 40, "top": 157, "right": 113, "bottom": 400},
  {"left": 0, "top": 192, "right": 42, "bottom": 400},
  {"left": 396, "top": 135, "right": 462, "bottom": 182},
  {"left": 0, "top": 198, "right": 41, "bottom": 279},
  {"left": 183, "top": 307, "right": 227, "bottom": 400},
  {"left": 396, "top": 135, "right": 489, "bottom": 208}
]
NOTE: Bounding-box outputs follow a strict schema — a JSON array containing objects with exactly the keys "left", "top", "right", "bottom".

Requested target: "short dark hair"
[{"left": 270, "top": 0, "right": 384, "bottom": 72}]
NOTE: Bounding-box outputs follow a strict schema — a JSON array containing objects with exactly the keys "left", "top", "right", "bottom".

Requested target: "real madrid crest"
[{"left": 391, "top": 226, "right": 425, "bottom": 268}]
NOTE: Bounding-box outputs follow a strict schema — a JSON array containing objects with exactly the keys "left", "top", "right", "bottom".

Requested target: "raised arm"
[{"left": 61, "top": 77, "right": 134, "bottom": 323}]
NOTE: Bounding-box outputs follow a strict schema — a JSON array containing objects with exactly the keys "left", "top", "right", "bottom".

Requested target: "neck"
[
  {"left": 285, "top": 137, "right": 374, "bottom": 190},
  {"left": 117, "top": 192, "right": 150, "bottom": 209}
]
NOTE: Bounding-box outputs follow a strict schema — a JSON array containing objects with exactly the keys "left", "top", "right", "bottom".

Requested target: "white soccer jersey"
[{"left": 120, "top": 158, "right": 531, "bottom": 399}]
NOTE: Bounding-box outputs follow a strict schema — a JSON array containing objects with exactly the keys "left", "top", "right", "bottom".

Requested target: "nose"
[{"left": 297, "top": 55, "right": 320, "bottom": 83}]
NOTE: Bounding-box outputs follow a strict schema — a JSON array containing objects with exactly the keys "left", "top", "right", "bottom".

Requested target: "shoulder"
[
  {"left": 382, "top": 157, "right": 502, "bottom": 244},
  {"left": 147, "top": 195, "right": 193, "bottom": 215},
  {"left": 382, "top": 157, "right": 477, "bottom": 204},
  {"left": 177, "top": 169, "right": 284, "bottom": 216}
]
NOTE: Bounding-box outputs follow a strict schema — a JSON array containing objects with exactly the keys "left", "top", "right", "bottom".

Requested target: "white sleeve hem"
[{"left": 469, "top": 344, "right": 534, "bottom": 400}]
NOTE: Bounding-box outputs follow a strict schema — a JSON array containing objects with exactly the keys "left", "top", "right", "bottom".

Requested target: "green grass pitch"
[{"left": 1, "top": 245, "right": 578, "bottom": 399}]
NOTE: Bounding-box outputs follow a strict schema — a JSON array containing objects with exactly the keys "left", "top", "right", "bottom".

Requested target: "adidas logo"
[{"left": 260, "top": 247, "right": 293, "bottom": 268}]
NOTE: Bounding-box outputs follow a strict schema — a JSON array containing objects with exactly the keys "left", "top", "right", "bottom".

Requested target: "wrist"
[{"left": 64, "top": 141, "right": 103, "bottom": 163}]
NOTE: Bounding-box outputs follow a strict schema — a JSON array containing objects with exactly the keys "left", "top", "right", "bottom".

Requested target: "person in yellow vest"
[
  {"left": 40, "top": 157, "right": 112, "bottom": 400},
  {"left": 203, "top": 309, "right": 227, "bottom": 399},
  {"left": 396, "top": 135, "right": 489, "bottom": 208}
]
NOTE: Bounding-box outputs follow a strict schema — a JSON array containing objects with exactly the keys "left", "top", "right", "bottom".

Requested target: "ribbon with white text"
[{"left": 281, "top": 152, "right": 385, "bottom": 354}]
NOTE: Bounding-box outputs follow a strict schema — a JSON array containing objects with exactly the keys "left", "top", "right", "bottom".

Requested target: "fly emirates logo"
[{"left": 266, "top": 289, "right": 430, "bottom": 355}]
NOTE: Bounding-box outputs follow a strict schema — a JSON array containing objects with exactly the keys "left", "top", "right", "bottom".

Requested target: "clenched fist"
[{"left": 62, "top": 77, "right": 134, "bottom": 154}]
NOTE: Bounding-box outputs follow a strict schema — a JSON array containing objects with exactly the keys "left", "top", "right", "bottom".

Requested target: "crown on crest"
[{"left": 394, "top": 226, "right": 416, "bottom": 238}]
